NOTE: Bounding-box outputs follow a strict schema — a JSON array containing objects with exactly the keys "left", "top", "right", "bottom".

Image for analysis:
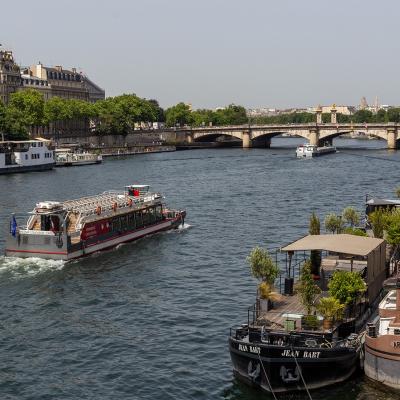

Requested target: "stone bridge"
[
  {"left": 184, "top": 122, "right": 399, "bottom": 149},
  {"left": 183, "top": 108, "right": 400, "bottom": 149}
]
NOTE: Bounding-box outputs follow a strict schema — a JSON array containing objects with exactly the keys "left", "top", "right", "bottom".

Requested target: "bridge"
[{"left": 183, "top": 108, "right": 400, "bottom": 149}]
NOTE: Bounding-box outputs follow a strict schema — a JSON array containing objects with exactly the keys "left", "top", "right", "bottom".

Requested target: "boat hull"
[
  {"left": 229, "top": 337, "right": 359, "bottom": 393},
  {"left": 0, "top": 163, "right": 54, "bottom": 174},
  {"left": 5, "top": 215, "right": 184, "bottom": 261},
  {"left": 364, "top": 340, "right": 400, "bottom": 389}
]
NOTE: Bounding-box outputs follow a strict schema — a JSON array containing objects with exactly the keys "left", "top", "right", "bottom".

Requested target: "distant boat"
[
  {"left": 0, "top": 139, "right": 54, "bottom": 174},
  {"left": 55, "top": 148, "right": 102, "bottom": 167},
  {"left": 296, "top": 144, "right": 336, "bottom": 158}
]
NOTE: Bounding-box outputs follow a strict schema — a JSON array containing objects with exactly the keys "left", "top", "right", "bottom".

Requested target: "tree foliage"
[
  {"left": 247, "top": 246, "right": 279, "bottom": 285},
  {"left": 369, "top": 208, "right": 387, "bottom": 239},
  {"left": 309, "top": 212, "right": 320, "bottom": 235},
  {"left": 297, "top": 260, "right": 321, "bottom": 315},
  {"left": 342, "top": 207, "right": 360, "bottom": 227},
  {"left": 5, "top": 89, "right": 44, "bottom": 138},
  {"left": 328, "top": 271, "right": 366, "bottom": 305},
  {"left": 324, "top": 213, "right": 343, "bottom": 233},
  {"left": 165, "top": 102, "right": 193, "bottom": 127},
  {"left": 317, "top": 296, "right": 344, "bottom": 321}
]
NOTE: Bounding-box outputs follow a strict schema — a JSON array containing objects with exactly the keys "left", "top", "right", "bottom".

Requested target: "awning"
[{"left": 281, "top": 234, "right": 384, "bottom": 257}]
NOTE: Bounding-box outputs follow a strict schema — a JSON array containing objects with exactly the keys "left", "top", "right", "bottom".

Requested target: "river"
[{"left": 0, "top": 138, "right": 399, "bottom": 400}]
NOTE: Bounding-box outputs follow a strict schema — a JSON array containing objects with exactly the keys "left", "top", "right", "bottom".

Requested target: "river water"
[{"left": 0, "top": 138, "right": 399, "bottom": 400}]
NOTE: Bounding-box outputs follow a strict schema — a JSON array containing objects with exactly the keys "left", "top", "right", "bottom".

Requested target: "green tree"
[
  {"left": 165, "top": 102, "right": 193, "bottom": 127},
  {"left": 247, "top": 246, "right": 279, "bottom": 285},
  {"left": 384, "top": 209, "right": 400, "bottom": 246},
  {"left": 5, "top": 89, "right": 44, "bottom": 138},
  {"left": 148, "top": 99, "right": 165, "bottom": 122},
  {"left": 324, "top": 213, "right": 343, "bottom": 233},
  {"left": 0, "top": 100, "right": 6, "bottom": 138},
  {"left": 309, "top": 212, "right": 321, "bottom": 275},
  {"left": 328, "top": 271, "right": 366, "bottom": 305},
  {"left": 343, "top": 227, "right": 368, "bottom": 237},
  {"left": 368, "top": 208, "right": 387, "bottom": 239},
  {"left": 317, "top": 296, "right": 344, "bottom": 321},
  {"left": 297, "top": 260, "right": 321, "bottom": 315},
  {"left": 342, "top": 206, "right": 360, "bottom": 227}
]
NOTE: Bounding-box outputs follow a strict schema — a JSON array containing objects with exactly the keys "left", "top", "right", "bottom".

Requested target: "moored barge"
[
  {"left": 229, "top": 234, "right": 387, "bottom": 394},
  {"left": 5, "top": 185, "right": 186, "bottom": 260},
  {"left": 364, "top": 276, "right": 400, "bottom": 389}
]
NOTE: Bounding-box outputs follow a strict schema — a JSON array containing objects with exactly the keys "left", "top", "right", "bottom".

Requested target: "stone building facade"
[{"left": 0, "top": 50, "right": 105, "bottom": 137}]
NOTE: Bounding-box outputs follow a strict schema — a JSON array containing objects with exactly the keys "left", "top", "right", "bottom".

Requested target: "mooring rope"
[
  {"left": 257, "top": 351, "right": 278, "bottom": 400},
  {"left": 290, "top": 346, "right": 313, "bottom": 400}
]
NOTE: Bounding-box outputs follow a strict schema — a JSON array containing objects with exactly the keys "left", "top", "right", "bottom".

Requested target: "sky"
[{"left": 2, "top": 0, "right": 400, "bottom": 109}]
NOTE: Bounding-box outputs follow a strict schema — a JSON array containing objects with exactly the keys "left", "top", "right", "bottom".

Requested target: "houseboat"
[
  {"left": 364, "top": 276, "right": 400, "bottom": 389},
  {"left": 0, "top": 139, "right": 54, "bottom": 174},
  {"left": 229, "top": 234, "right": 387, "bottom": 394},
  {"left": 296, "top": 144, "right": 336, "bottom": 158},
  {"left": 5, "top": 185, "right": 186, "bottom": 261},
  {"left": 55, "top": 148, "right": 102, "bottom": 167}
]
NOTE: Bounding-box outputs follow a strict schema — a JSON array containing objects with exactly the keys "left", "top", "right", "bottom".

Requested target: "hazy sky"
[{"left": 2, "top": 0, "right": 399, "bottom": 109}]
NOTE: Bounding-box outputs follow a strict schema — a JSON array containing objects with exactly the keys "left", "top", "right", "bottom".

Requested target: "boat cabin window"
[{"left": 40, "top": 215, "right": 60, "bottom": 232}]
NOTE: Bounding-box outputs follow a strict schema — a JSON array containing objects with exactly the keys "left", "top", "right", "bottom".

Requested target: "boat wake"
[
  {"left": 0, "top": 256, "right": 65, "bottom": 278},
  {"left": 177, "top": 223, "right": 191, "bottom": 231}
]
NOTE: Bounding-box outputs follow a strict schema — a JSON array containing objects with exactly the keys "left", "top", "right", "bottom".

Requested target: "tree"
[
  {"left": 395, "top": 187, "right": 400, "bottom": 199},
  {"left": 384, "top": 209, "right": 400, "bottom": 246},
  {"left": 343, "top": 227, "right": 368, "bottom": 237},
  {"left": 165, "top": 102, "right": 193, "bottom": 127},
  {"left": 368, "top": 208, "right": 387, "bottom": 239},
  {"left": 309, "top": 212, "right": 321, "bottom": 275},
  {"left": 342, "top": 206, "right": 360, "bottom": 227},
  {"left": 324, "top": 213, "right": 343, "bottom": 233},
  {"left": 297, "top": 260, "right": 321, "bottom": 315},
  {"left": 0, "top": 100, "right": 6, "bottom": 138},
  {"left": 317, "top": 297, "right": 344, "bottom": 323},
  {"left": 5, "top": 89, "right": 44, "bottom": 138},
  {"left": 148, "top": 99, "right": 165, "bottom": 122},
  {"left": 247, "top": 246, "right": 279, "bottom": 285},
  {"left": 94, "top": 94, "right": 157, "bottom": 135},
  {"left": 328, "top": 271, "right": 366, "bottom": 305}
]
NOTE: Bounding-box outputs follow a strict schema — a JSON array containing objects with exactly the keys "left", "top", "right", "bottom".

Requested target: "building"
[
  {"left": 0, "top": 49, "right": 105, "bottom": 137},
  {"left": 0, "top": 50, "right": 21, "bottom": 104},
  {"left": 310, "top": 105, "right": 356, "bottom": 115}
]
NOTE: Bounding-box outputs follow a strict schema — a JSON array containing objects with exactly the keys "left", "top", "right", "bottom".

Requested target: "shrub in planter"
[{"left": 317, "top": 296, "right": 344, "bottom": 330}]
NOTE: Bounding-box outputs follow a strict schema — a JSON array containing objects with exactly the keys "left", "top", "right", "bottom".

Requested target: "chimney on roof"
[{"left": 72, "top": 67, "right": 76, "bottom": 74}]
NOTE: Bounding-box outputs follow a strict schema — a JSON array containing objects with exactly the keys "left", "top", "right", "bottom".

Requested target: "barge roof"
[{"left": 281, "top": 234, "right": 384, "bottom": 257}]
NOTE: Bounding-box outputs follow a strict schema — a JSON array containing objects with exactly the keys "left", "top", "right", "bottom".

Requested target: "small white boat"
[
  {"left": 55, "top": 148, "right": 102, "bottom": 167},
  {"left": 0, "top": 139, "right": 54, "bottom": 174},
  {"left": 296, "top": 144, "right": 336, "bottom": 158}
]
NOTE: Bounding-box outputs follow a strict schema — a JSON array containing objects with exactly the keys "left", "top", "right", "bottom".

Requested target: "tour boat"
[
  {"left": 0, "top": 139, "right": 54, "bottom": 174},
  {"left": 55, "top": 148, "right": 102, "bottom": 167},
  {"left": 296, "top": 144, "right": 336, "bottom": 158},
  {"left": 5, "top": 185, "right": 186, "bottom": 260},
  {"left": 364, "top": 277, "right": 400, "bottom": 389},
  {"left": 229, "top": 234, "right": 387, "bottom": 394}
]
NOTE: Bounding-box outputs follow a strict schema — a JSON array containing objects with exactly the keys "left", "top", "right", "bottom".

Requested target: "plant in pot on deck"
[
  {"left": 328, "top": 270, "right": 366, "bottom": 318},
  {"left": 247, "top": 247, "right": 280, "bottom": 312},
  {"left": 316, "top": 296, "right": 345, "bottom": 330},
  {"left": 296, "top": 260, "right": 321, "bottom": 330}
]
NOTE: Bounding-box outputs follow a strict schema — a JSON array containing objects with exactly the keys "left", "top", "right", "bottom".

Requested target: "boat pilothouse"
[
  {"left": 0, "top": 139, "right": 54, "bottom": 174},
  {"left": 5, "top": 185, "right": 186, "bottom": 260}
]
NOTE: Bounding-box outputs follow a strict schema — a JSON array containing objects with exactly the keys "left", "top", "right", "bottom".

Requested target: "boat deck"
[{"left": 257, "top": 293, "right": 308, "bottom": 330}]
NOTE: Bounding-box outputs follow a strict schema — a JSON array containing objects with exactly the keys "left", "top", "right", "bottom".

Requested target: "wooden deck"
[{"left": 257, "top": 294, "right": 309, "bottom": 330}]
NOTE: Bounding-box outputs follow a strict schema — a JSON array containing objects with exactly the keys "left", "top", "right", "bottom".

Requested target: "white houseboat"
[
  {"left": 296, "top": 144, "right": 336, "bottom": 158},
  {"left": 5, "top": 185, "right": 186, "bottom": 261},
  {"left": 0, "top": 139, "right": 55, "bottom": 174},
  {"left": 55, "top": 148, "right": 102, "bottom": 167}
]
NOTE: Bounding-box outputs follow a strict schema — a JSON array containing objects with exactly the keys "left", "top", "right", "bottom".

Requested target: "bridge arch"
[
  {"left": 319, "top": 130, "right": 388, "bottom": 142},
  {"left": 192, "top": 131, "right": 243, "bottom": 142}
]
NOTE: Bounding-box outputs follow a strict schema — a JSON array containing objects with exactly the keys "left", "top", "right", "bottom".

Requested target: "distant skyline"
[{"left": 2, "top": 0, "right": 400, "bottom": 109}]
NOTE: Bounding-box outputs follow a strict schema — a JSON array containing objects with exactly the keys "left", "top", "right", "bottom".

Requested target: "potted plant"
[
  {"left": 247, "top": 247, "right": 280, "bottom": 311},
  {"left": 258, "top": 282, "right": 282, "bottom": 312},
  {"left": 317, "top": 296, "right": 344, "bottom": 330}
]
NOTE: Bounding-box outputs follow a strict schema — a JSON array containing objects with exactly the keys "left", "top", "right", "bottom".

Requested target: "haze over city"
[{"left": 2, "top": 0, "right": 399, "bottom": 109}]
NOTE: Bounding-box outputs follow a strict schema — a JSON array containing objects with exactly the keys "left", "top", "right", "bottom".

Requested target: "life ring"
[
  {"left": 112, "top": 202, "right": 118, "bottom": 212},
  {"left": 96, "top": 206, "right": 101, "bottom": 215},
  {"left": 128, "top": 198, "right": 133, "bottom": 207}
]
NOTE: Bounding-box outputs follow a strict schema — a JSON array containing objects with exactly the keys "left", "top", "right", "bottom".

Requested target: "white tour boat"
[
  {"left": 55, "top": 148, "right": 102, "bottom": 167},
  {"left": 0, "top": 139, "right": 55, "bottom": 174},
  {"left": 296, "top": 144, "right": 336, "bottom": 158},
  {"left": 5, "top": 184, "right": 186, "bottom": 261}
]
